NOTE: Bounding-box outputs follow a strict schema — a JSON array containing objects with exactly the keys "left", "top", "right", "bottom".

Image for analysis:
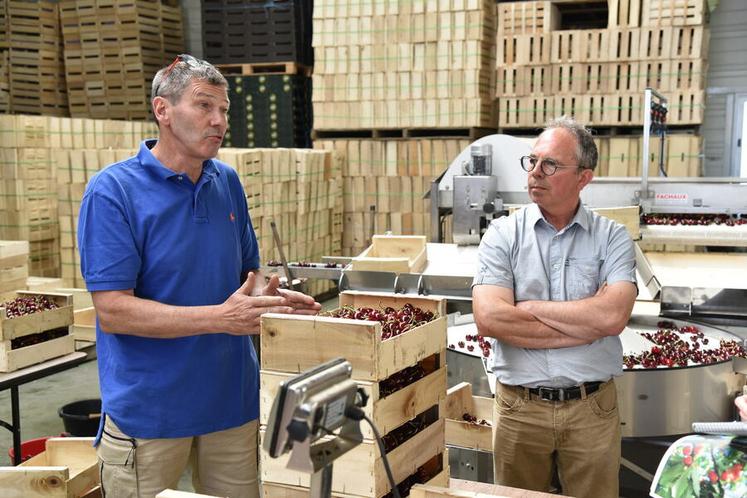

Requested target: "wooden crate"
[
  {"left": 0, "top": 437, "right": 98, "bottom": 498},
  {"left": 498, "top": 96, "right": 553, "bottom": 128},
  {"left": 261, "top": 291, "right": 446, "bottom": 381},
  {"left": 0, "top": 240, "right": 29, "bottom": 294},
  {"left": 643, "top": 0, "right": 706, "bottom": 26},
  {"left": 26, "top": 277, "right": 64, "bottom": 292},
  {"left": 350, "top": 235, "right": 427, "bottom": 273},
  {"left": 496, "top": 65, "right": 552, "bottom": 97},
  {"left": 0, "top": 291, "right": 74, "bottom": 372},
  {"left": 444, "top": 383, "right": 492, "bottom": 453},
  {"left": 72, "top": 306, "right": 96, "bottom": 343},
  {"left": 261, "top": 454, "right": 449, "bottom": 498},
  {"left": 609, "top": 0, "right": 642, "bottom": 28},
  {"left": 497, "top": 1, "right": 559, "bottom": 35},
  {"left": 261, "top": 360, "right": 446, "bottom": 441},
  {"left": 157, "top": 491, "right": 222, "bottom": 498},
  {"left": 665, "top": 134, "right": 701, "bottom": 176},
  {"left": 667, "top": 90, "right": 705, "bottom": 125},
  {"left": 261, "top": 424, "right": 446, "bottom": 497},
  {"left": 590, "top": 206, "right": 641, "bottom": 241},
  {"left": 497, "top": 34, "right": 552, "bottom": 66},
  {"left": 410, "top": 479, "right": 569, "bottom": 498}
]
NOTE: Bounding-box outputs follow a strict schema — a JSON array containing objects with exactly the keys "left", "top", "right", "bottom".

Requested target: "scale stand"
[{"left": 311, "top": 465, "right": 334, "bottom": 498}]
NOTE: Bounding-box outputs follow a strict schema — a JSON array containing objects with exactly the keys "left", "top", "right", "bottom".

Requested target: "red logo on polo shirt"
[{"left": 229, "top": 212, "right": 235, "bottom": 222}]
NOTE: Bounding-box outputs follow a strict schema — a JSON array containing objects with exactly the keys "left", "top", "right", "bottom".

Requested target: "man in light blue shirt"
[{"left": 473, "top": 117, "right": 637, "bottom": 498}]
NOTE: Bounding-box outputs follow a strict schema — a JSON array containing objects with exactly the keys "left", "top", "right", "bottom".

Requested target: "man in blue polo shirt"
[{"left": 77, "top": 55, "right": 320, "bottom": 498}]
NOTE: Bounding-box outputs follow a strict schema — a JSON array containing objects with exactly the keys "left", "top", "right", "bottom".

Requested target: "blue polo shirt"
[{"left": 78, "top": 139, "right": 260, "bottom": 439}]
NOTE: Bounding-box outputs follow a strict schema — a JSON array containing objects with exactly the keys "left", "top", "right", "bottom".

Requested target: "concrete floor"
[{"left": 0, "top": 357, "right": 100, "bottom": 466}]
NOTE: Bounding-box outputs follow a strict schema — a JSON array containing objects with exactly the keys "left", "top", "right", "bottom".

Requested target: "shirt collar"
[
  {"left": 528, "top": 202, "right": 591, "bottom": 232},
  {"left": 138, "top": 139, "right": 221, "bottom": 180}
]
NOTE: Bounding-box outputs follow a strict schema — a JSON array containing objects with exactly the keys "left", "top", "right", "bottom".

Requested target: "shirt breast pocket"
[{"left": 566, "top": 257, "right": 602, "bottom": 300}]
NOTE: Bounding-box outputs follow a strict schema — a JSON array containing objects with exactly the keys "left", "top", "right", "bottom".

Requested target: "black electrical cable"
[{"left": 346, "top": 406, "right": 402, "bottom": 498}]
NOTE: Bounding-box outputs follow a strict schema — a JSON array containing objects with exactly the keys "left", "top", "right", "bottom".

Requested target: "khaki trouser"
[
  {"left": 97, "top": 416, "right": 259, "bottom": 498},
  {"left": 492, "top": 379, "right": 621, "bottom": 498}
]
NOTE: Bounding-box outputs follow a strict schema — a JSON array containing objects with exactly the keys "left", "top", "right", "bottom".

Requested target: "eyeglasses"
[
  {"left": 153, "top": 54, "right": 210, "bottom": 97},
  {"left": 520, "top": 155, "right": 580, "bottom": 176}
]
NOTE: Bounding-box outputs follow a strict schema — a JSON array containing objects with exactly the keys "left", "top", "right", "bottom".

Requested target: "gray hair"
[
  {"left": 150, "top": 55, "right": 228, "bottom": 103},
  {"left": 544, "top": 116, "right": 598, "bottom": 171}
]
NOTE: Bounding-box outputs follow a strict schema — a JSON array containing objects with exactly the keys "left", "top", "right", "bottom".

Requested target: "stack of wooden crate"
[
  {"left": 315, "top": 138, "right": 469, "bottom": 255},
  {"left": 0, "top": 240, "right": 28, "bottom": 301},
  {"left": 0, "top": 115, "right": 60, "bottom": 277},
  {"left": 1, "top": 1, "right": 68, "bottom": 116},
  {"left": 312, "top": 0, "right": 497, "bottom": 131},
  {"left": 259, "top": 291, "right": 449, "bottom": 497},
  {"left": 218, "top": 148, "right": 343, "bottom": 297},
  {"left": 594, "top": 133, "right": 702, "bottom": 177},
  {"left": 52, "top": 117, "right": 158, "bottom": 287},
  {"left": 496, "top": 0, "right": 708, "bottom": 128},
  {"left": 59, "top": 0, "right": 183, "bottom": 120}
]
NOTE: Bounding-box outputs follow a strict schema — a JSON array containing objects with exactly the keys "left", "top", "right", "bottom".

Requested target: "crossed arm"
[
  {"left": 472, "top": 281, "right": 637, "bottom": 349},
  {"left": 93, "top": 271, "right": 320, "bottom": 338}
]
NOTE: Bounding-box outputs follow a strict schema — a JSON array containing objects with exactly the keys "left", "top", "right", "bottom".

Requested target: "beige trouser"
[
  {"left": 97, "top": 416, "right": 259, "bottom": 498},
  {"left": 492, "top": 379, "right": 621, "bottom": 498}
]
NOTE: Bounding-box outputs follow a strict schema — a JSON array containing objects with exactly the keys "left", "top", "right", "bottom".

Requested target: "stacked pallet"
[
  {"left": 223, "top": 70, "right": 313, "bottom": 149},
  {"left": 312, "top": 0, "right": 497, "bottom": 131},
  {"left": 217, "top": 147, "right": 342, "bottom": 297},
  {"left": 496, "top": 0, "right": 708, "bottom": 128},
  {"left": 203, "top": 0, "right": 313, "bottom": 66},
  {"left": 315, "top": 138, "right": 470, "bottom": 255},
  {"left": 59, "top": 0, "right": 183, "bottom": 120},
  {"left": 1, "top": 1, "right": 68, "bottom": 116},
  {"left": 260, "top": 291, "right": 449, "bottom": 497},
  {"left": 0, "top": 241, "right": 28, "bottom": 301}
]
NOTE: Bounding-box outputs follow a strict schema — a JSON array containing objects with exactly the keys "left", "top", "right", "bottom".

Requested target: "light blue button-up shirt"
[{"left": 473, "top": 203, "right": 637, "bottom": 388}]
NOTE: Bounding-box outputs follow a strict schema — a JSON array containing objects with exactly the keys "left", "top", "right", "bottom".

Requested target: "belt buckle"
[{"left": 538, "top": 387, "right": 561, "bottom": 401}]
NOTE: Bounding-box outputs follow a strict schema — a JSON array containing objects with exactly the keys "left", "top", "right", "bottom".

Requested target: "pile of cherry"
[
  {"left": 267, "top": 260, "right": 342, "bottom": 268},
  {"left": 462, "top": 412, "right": 491, "bottom": 426},
  {"left": 3, "top": 295, "right": 59, "bottom": 319},
  {"left": 642, "top": 213, "right": 747, "bottom": 227},
  {"left": 623, "top": 321, "right": 746, "bottom": 369},
  {"left": 448, "top": 334, "right": 492, "bottom": 358},
  {"left": 324, "top": 303, "right": 436, "bottom": 340}
]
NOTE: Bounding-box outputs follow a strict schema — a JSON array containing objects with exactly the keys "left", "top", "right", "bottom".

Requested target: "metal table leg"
[{"left": 0, "top": 386, "right": 22, "bottom": 465}]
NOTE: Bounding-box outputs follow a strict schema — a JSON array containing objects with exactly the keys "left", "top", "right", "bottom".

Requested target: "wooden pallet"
[
  {"left": 217, "top": 62, "right": 312, "bottom": 77},
  {"left": 0, "top": 291, "right": 74, "bottom": 372}
]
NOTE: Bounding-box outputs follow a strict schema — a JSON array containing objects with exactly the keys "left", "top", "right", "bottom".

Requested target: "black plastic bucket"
[{"left": 58, "top": 399, "right": 102, "bottom": 436}]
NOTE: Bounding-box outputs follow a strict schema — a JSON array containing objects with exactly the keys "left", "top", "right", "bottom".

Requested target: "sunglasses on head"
[{"left": 153, "top": 54, "right": 210, "bottom": 97}]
